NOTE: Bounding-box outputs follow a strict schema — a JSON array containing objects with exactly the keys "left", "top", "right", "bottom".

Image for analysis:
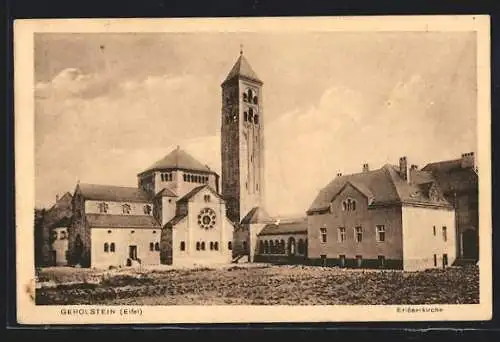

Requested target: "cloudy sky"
[{"left": 34, "top": 31, "right": 477, "bottom": 216}]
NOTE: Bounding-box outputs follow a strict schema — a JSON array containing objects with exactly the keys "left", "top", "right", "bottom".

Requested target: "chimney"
[
  {"left": 399, "top": 156, "right": 409, "bottom": 182},
  {"left": 461, "top": 152, "right": 475, "bottom": 169},
  {"left": 362, "top": 163, "right": 369, "bottom": 172},
  {"left": 337, "top": 172, "right": 342, "bottom": 177}
]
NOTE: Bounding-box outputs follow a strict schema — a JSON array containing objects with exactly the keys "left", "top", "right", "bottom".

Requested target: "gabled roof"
[
  {"left": 139, "top": 146, "right": 216, "bottom": 176},
  {"left": 77, "top": 183, "right": 151, "bottom": 203},
  {"left": 177, "top": 184, "right": 223, "bottom": 203},
  {"left": 258, "top": 218, "right": 308, "bottom": 236},
  {"left": 86, "top": 214, "right": 160, "bottom": 228},
  {"left": 163, "top": 214, "right": 188, "bottom": 228},
  {"left": 154, "top": 187, "right": 178, "bottom": 198},
  {"left": 307, "top": 164, "right": 452, "bottom": 214},
  {"left": 222, "top": 53, "right": 263, "bottom": 85},
  {"left": 240, "top": 206, "right": 273, "bottom": 224}
]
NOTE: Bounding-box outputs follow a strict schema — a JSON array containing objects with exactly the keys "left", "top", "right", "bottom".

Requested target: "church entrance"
[{"left": 462, "top": 228, "right": 478, "bottom": 260}]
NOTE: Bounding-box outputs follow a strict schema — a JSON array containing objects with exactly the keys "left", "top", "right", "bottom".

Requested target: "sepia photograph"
[{"left": 15, "top": 15, "right": 491, "bottom": 324}]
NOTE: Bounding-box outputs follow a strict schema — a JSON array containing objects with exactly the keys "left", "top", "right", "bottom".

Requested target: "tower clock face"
[{"left": 198, "top": 208, "right": 217, "bottom": 229}]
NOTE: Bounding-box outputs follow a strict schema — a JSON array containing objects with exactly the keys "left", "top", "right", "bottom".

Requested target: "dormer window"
[
  {"left": 98, "top": 202, "right": 109, "bottom": 214},
  {"left": 122, "top": 204, "right": 131, "bottom": 214}
]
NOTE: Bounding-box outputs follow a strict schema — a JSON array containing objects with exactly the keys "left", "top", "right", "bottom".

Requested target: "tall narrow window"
[
  {"left": 442, "top": 226, "right": 447, "bottom": 242},
  {"left": 254, "top": 115, "right": 259, "bottom": 124},
  {"left": 104, "top": 243, "right": 109, "bottom": 252},
  {"left": 155, "top": 242, "right": 160, "bottom": 251},
  {"left": 196, "top": 242, "right": 201, "bottom": 251},
  {"left": 244, "top": 112, "right": 248, "bottom": 122},
  {"left": 376, "top": 225, "right": 386, "bottom": 242},
  {"left": 228, "top": 241, "right": 233, "bottom": 250},
  {"left": 150, "top": 242, "right": 154, "bottom": 251},
  {"left": 264, "top": 241, "right": 269, "bottom": 254},
  {"left": 161, "top": 173, "right": 164, "bottom": 181},
  {"left": 269, "top": 240, "right": 274, "bottom": 254},
  {"left": 433, "top": 225, "right": 436, "bottom": 236},
  {"left": 280, "top": 239, "right": 285, "bottom": 254},
  {"left": 98, "top": 202, "right": 108, "bottom": 213},
  {"left": 433, "top": 254, "right": 437, "bottom": 267},
  {"left": 298, "top": 239, "right": 305, "bottom": 255},
  {"left": 355, "top": 226, "right": 363, "bottom": 243},
  {"left": 110, "top": 243, "right": 115, "bottom": 252},
  {"left": 214, "top": 242, "right": 219, "bottom": 251},
  {"left": 443, "top": 253, "right": 448, "bottom": 267},
  {"left": 144, "top": 204, "right": 152, "bottom": 215},
  {"left": 320, "top": 227, "right": 327, "bottom": 243},
  {"left": 338, "top": 227, "right": 346, "bottom": 242},
  {"left": 201, "top": 242, "right": 206, "bottom": 251},
  {"left": 210, "top": 242, "right": 214, "bottom": 250},
  {"left": 259, "top": 241, "right": 264, "bottom": 253},
  {"left": 180, "top": 241, "right": 186, "bottom": 251}
]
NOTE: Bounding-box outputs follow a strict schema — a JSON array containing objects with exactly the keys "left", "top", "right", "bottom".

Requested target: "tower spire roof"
[{"left": 222, "top": 52, "right": 262, "bottom": 85}]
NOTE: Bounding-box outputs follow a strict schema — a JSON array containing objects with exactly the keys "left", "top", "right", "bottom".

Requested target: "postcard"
[{"left": 15, "top": 15, "right": 492, "bottom": 324}]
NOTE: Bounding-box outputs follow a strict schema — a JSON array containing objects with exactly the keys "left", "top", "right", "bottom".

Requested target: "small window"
[
  {"left": 243, "top": 241, "right": 247, "bottom": 251},
  {"left": 201, "top": 242, "right": 206, "bottom": 251},
  {"left": 244, "top": 112, "right": 248, "bottom": 122},
  {"left": 248, "top": 89, "right": 253, "bottom": 100},
  {"left": 320, "top": 227, "right": 327, "bottom": 243},
  {"left": 144, "top": 205, "right": 152, "bottom": 215},
  {"left": 122, "top": 204, "right": 131, "bottom": 214},
  {"left": 258, "top": 241, "right": 264, "bottom": 253},
  {"left": 161, "top": 173, "right": 164, "bottom": 181},
  {"left": 355, "top": 226, "right": 363, "bottom": 243},
  {"left": 442, "top": 226, "right": 447, "bottom": 242},
  {"left": 298, "top": 239, "right": 305, "bottom": 255},
  {"left": 180, "top": 241, "right": 186, "bottom": 251},
  {"left": 264, "top": 241, "right": 269, "bottom": 254},
  {"left": 253, "top": 96, "right": 258, "bottom": 105},
  {"left": 376, "top": 225, "right": 386, "bottom": 242},
  {"left": 378, "top": 255, "right": 385, "bottom": 268},
  {"left": 338, "top": 227, "right": 346, "bottom": 242},
  {"left": 183, "top": 174, "right": 187, "bottom": 181},
  {"left": 155, "top": 242, "right": 160, "bottom": 251},
  {"left": 269, "top": 240, "right": 274, "bottom": 253},
  {"left": 443, "top": 254, "right": 448, "bottom": 267},
  {"left": 210, "top": 242, "right": 214, "bottom": 250},
  {"left": 243, "top": 93, "right": 248, "bottom": 102},
  {"left": 356, "top": 255, "right": 363, "bottom": 268},
  {"left": 342, "top": 202, "right": 347, "bottom": 211},
  {"left": 98, "top": 202, "right": 109, "bottom": 213},
  {"left": 60, "top": 231, "right": 67, "bottom": 240},
  {"left": 110, "top": 243, "right": 115, "bottom": 252},
  {"left": 433, "top": 225, "right": 436, "bottom": 236},
  {"left": 131, "top": 230, "right": 135, "bottom": 234},
  {"left": 214, "top": 242, "right": 219, "bottom": 251},
  {"left": 254, "top": 115, "right": 259, "bottom": 124},
  {"left": 339, "top": 255, "right": 346, "bottom": 268},
  {"left": 204, "top": 194, "right": 211, "bottom": 202},
  {"left": 228, "top": 241, "right": 233, "bottom": 251},
  {"left": 104, "top": 243, "right": 109, "bottom": 252},
  {"left": 433, "top": 254, "right": 437, "bottom": 267},
  {"left": 107, "top": 230, "right": 112, "bottom": 234},
  {"left": 152, "top": 230, "right": 156, "bottom": 234},
  {"left": 150, "top": 242, "right": 154, "bottom": 251},
  {"left": 196, "top": 242, "right": 201, "bottom": 251},
  {"left": 280, "top": 239, "right": 285, "bottom": 254}
]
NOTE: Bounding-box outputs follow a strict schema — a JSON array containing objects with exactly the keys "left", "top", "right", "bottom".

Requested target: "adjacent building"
[
  {"left": 422, "top": 152, "right": 479, "bottom": 262},
  {"left": 306, "top": 158, "right": 457, "bottom": 271}
]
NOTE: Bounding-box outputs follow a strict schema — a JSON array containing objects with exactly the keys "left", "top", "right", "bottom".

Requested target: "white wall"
[
  {"left": 90, "top": 227, "right": 160, "bottom": 269},
  {"left": 402, "top": 206, "right": 456, "bottom": 271}
]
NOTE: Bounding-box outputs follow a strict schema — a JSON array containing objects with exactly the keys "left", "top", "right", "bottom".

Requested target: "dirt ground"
[{"left": 35, "top": 264, "right": 479, "bottom": 305}]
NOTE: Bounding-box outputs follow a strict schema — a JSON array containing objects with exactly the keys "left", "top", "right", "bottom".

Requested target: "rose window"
[{"left": 198, "top": 208, "right": 216, "bottom": 229}]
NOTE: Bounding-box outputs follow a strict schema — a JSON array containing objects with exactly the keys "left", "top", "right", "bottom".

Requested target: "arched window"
[
  {"left": 228, "top": 241, "right": 232, "bottom": 250},
  {"left": 280, "top": 239, "right": 285, "bottom": 254},
  {"left": 244, "top": 112, "right": 248, "bottom": 122},
  {"left": 110, "top": 243, "right": 115, "bottom": 252},
  {"left": 253, "top": 96, "right": 258, "bottom": 105},
  {"left": 183, "top": 174, "right": 187, "bottom": 181},
  {"left": 214, "top": 242, "right": 219, "bottom": 251},
  {"left": 196, "top": 242, "right": 201, "bottom": 251},
  {"left": 288, "top": 237, "right": 296, "bottom": 256},
  {"left": 259, "top": 240, "right": 264, "bottom": 254},
  {"left": 264, "top": 241, "right": 269, "bottom": 254},
  {"left": 180, "top": 241, "right": 186, "bottom": 251},
  {"left": 210, "top": 241, "right": 214, "bottom": 250},
  {"left": 122, "top": 204, "right": 131, "bottom": 214},
  {"left": 352, "top": 200, "right": 356, "bottom": 211},
  {"left": 150, "top": 242, "right": 154, "bottom": 251},
  {"left": 248, "top": 89, "right": 253, "bottom": 100},
  {"left": 269, "top": 240, "right": 274, "bottom": 254},
  {"left": 249, "top": 107, "right": 253, "bottom": 119},
  {"left": 104, "top": 243, "right": 109, "bottom": 252},
  {"left": 201, "top": 242, "right": 206, "bottom": 250},
  {"left": 243, "top": 93, "right": 248, "bottom": 102},
  {"left": 275, "top": 240, "right": 280, "bottom": 253},
  {"left": 161, "top": 173, "right": 164, "bottom": 181},
  {"left": 254, "top": 115, "right": 259, "bottom": 124},
  {"left": 298, "top": 239, "right": 305, "bottom": 255},
  {"left": 155, "top": 242, "right": 160, "bottom": 251}
]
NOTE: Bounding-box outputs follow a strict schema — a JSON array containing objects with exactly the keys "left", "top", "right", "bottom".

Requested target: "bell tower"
[{"left": 221, "top": 48, "right": 265, "bottom": 224}]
